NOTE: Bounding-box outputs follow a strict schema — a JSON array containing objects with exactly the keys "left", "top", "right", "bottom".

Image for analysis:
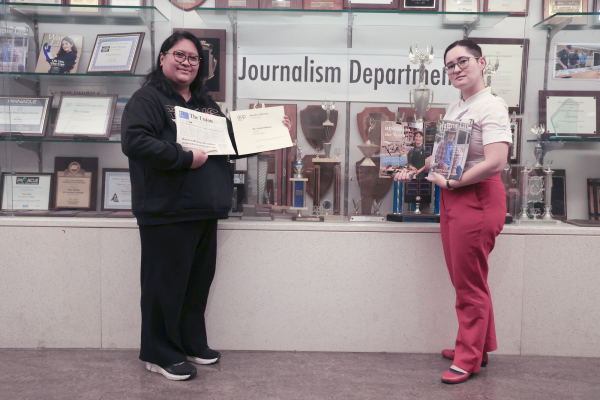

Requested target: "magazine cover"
[
  {"left": 428, "top": 119, "right": 474, "bottom": 180},
  {"left": 35, "top": 33, "right": 83, "bottom": 74},
  {"left": 0, "top": 26, "right": 30, "bottom": 72},
  {"left": 379, "top": 120, "right": 408, "bottom": 178}
]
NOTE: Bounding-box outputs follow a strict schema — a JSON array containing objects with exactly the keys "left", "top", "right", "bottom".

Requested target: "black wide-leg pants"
[{"left": 138, "top": 219, "right": 218, "bottom": 368}]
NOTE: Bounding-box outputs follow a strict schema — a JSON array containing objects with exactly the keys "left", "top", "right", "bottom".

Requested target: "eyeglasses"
[
  {"left": 164, "top": 51, "right": 201, "bottom": 66},
  {"left": 443, "top": 56, "right": 480, "bottom": 75}
]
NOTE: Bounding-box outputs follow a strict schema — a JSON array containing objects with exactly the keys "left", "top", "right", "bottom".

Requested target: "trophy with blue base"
[{"left": 291, "top": 142, "right": 323, "bottom": 222}]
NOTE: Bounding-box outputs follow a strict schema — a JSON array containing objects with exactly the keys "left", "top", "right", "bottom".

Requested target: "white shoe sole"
[
  {"left": 145, "top": 362, "right": 194, "bottom": 381},
  {"left": 187, "top": 355, "right": 219, "bottom": 365}
]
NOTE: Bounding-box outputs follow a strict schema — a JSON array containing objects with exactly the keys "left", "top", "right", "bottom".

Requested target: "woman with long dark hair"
[
  {"left": 121, "top": 31, "right": 291, "bottom": 381},
  {"left": 395, "top": 39, "right": 511, "bottom": 384},
  {"left": 46, "top": 36, "right": 78, "bottom": 73}
]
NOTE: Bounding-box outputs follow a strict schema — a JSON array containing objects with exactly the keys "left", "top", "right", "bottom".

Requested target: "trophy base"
[
  {"left": 293, "top": 215, "right": 325, "bottom": 222},
  {"left": 386, "top": 213, "right": 440, "bottom": 223},
  {"left": 323, "top": 214, "right": 345, "bottom": 221},
  {"left": 505, "top": 214, "right": 513, "bottom": 224},
  {"left": 349, "top": 215, "right": 386, "bottom": 222},
  {"left": 272, "top": 212, "right": 294, "bottom": 219},
  {"left": 517, "top": 218, "right": 560, "bottom": 224}
]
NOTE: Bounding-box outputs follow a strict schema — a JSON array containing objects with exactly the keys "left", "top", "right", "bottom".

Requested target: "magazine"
[
  {"left": 379, "top": 120, "right": 415, "bottom": 178},
  {"left": 428, "top": 119, "right": 474, "bottom": 180},
  {"left": 35, "top": 33, "right": 83, "bottom": 74},
  {"left": 0, "top": 26, "right": 30, "bottom": 72}
]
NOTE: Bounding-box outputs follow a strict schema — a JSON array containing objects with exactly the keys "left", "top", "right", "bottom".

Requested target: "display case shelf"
[
  {"left": 194, "top": 8, "right": 511, "bottom": 28},
  {"left": 1, "top": 3, "right": 169, "bottom": 24},
  {"left": 0, "top": 136, "right": 122, "bottom": 144},
  {"left": 527, "top": 137, "right": 600, "bottom": 143},
  {"left": 533, "top": 12, "right": 600, "bottom": 29},
  {"left": 2, "top": 72, "right": 145, "bottom": 84}
]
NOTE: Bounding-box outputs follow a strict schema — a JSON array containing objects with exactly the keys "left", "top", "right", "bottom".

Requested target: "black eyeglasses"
[
  {"left": 443, "top": 56, "right": 481, "bottom": 75},
  {"left": 164, "top": 51, "right": 201, "bottom": 66}
]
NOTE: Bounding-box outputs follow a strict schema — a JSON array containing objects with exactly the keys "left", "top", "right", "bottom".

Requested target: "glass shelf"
[
  {"left": 3, "top": 72, "right": 145, "bottom": 84},
  {"left": 194, "top": 8, "right": 510, "bottom": 28},
  {"left": 527, "top": 137, "right": 600, "bottom": 143},
  {"left": 533, "top": 12, "right": 600, "bottom": 29},
  {"left": 0, "top": 136, "right": 122, "bottom": 144},
  {"left": 1, "top": 3, "right": 169, "bottom": 24}
]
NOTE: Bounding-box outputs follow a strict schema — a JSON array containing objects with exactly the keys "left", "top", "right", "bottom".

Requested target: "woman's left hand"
[
  {"left": 283, "top": 116, "right": 292, "bottom": 131},
  {"left": 425, "top": 172, "right": 448, "bottom": 188}
]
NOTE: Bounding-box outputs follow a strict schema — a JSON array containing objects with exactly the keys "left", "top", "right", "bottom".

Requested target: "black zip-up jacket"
[{"left": 121, "top": 85, "right": 240, "bottom": 225}]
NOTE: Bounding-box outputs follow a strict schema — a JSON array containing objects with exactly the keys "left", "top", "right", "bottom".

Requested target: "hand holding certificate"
[
  {"left": 230, "top": 106, "right": 293, "bottom": 155},
  {"left": 175, "top": 106, "right": 236, "bottom": 155}
]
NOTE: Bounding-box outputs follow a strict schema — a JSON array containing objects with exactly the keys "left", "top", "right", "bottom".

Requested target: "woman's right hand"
[
  {"left": 394, "top": 169, "right": 414, "bottom": 183},
  {"left": 190, "top": 149, "right": 208, "bottom": 169}
]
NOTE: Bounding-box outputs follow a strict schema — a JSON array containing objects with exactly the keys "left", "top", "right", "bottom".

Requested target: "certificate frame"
[
  {"left": 52, "top": 94, "right": 118, "bottom": 140},
  {"left": 0, "top": 96, "right": 53, "bottom": 137},
  {"left": 0, "top": 172, "right": 54, "bottom": 211},
  {"left": 509, "top": 117, "right": 521, "bottom": 164},
  {"left": 442, "top": 0, "right": 480, "bottom": 12},
  {"left": 539, "top": 90, "right": 600, "bottom": 139},
  {"left": 87, "top": 32, "right": 145, "bottom": 74},
  {"left": 261, "top": 0, "right": 303, "bottom": 9},
  {"left": 483, "top": 0, "right": 528, "bottom": 15},
  {"left": 54, "top": 157, "right": 98, "bottom": 211},
  {"left": 470, "top": 38, "right": 529, "bottom": 115},
  {"left": 543, "top": 0, "right": 587, "bottom": 25},
  {"left": 400, "top": 0, "right": 439, "bottom": 11},
  {"left": 342, "top": 0, "right": 399, "bottom": 10},
  {"left": 101, "top": 168, "right": 132, "bottom": 211}
]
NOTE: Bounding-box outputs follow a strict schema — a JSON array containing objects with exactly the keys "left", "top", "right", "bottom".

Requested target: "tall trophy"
[
  {"left": 531, "top": 124, "right": 545, "bottom": 168},
  {"left": 291, "top": 141, "right": 322, "bottom": 222}
]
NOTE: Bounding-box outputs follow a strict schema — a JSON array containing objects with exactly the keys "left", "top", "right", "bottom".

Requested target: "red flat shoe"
[
  {"left": 441, "top": 349, "right": 488, "bottom": 367},
  {"left": 441, "top": 367, "right": 472, "bottom": 384}
]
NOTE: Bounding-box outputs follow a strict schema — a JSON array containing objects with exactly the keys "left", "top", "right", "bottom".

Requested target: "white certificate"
[
  {"left": 92, "top": 40, "right": 134, "bottom": 68},
  {"left": 444, "top": 0, "right": 478, "bottom": 23},
  {"left": 47, "top": 86, "right": 107, "bottom": 108},
  {"left": 547, "top": 96, "right": 596, "bottom": 135},
  {"left": 55, "top": 96, "right": 114, "bottom": 136},
  {"left": 485, "top": 0, "right": 527, "bottom": 12},
  {"left": 175, "top": 106, "right": 235, "bottom": 155},
  {"left": 104, "top": 171, "right": 132, "bottom": 210},
  {"left": 479, "top": 43, "right": 524, "bottom": 108},
  {"left": 1, "top": 174, "right": 52, "bottom": 210},
  {"left": 229, "top": 106, "right": 293, "bottom": 156}
]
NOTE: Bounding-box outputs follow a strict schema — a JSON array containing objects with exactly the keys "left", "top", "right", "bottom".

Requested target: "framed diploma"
[
  {"left": 302, "top": 0, "right": 343, "bottom": 10},
  {"left": 215, "top": 0, "right": 259, "bottom": 7},
  {"left": 509, "top": 117, "right": 521, "bottom": 164},
  {"left": 1, "top": 173, "right": 53, "bottom": 211},
  {"left": 52, "top": 94, "right": 117, "bottom": 140},
  {"left": 471, "top": 38, "right": 529, "bottom": 114},
  {"left": 0, "top": 96, "right": 52, "bottom": 137},
  {"left": 101, "top": 169, "right": 132, "bottom": 211},
  {"left": 177, "top": 29, "right": 226, "bottom": 102},
  {"left": 400, "top": 0, "right": 438, "bottom": 11},
  {"left": 484, "top": 0, "right": 528, "bottom": 15},
  {"left": 261, "top": 0, "right": 303, "bottom": 9},
  {"left": 539, "top": 91, "right": 600, "bottom": 139},
  {"left": 87, "top": 33, "right": 145, "bottom": 74},
  {"left": 343, "top": 0, "right": 399, "bottom": 10},
  {"left": 543, "top": 0, "right": 587, "bottom": 25},
  {"left": 54, "top": 157, "right": 98, "bottom": 210}
]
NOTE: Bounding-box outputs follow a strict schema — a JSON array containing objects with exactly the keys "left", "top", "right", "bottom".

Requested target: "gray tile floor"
[{"left": 1, "top": 349, "right": 598, "bottom": 400}]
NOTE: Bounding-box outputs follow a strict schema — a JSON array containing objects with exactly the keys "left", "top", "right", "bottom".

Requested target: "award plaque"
[
  {"left": 356, "top": 107, "right": 395, "bottom": 146},
  {"left": 215, "top": 0, "right": 259, "bottom": 7},
  {"left": 343, "top": 0, "right": 399, "bottom": 10},
  {"left": 1, "top": 173, "right": 53, "bottom": 211},
  {"left": 53, "top": 94, "right": 117, "bottom": 140},
  {"left": 54, "top": 157, "right": 98, "bottom": 211},
  {"left": 400, "top": 0, "right": 439, "bottom": 11},
  {"left": 260, "top": 0, "right": 303, "bottom": 8},
  {"left": 101, "top": 169, "right": 132, "bottom": 211},
  {"left": 539, "top": 91, "right": 600, "bottom": 139},
  {"left": 300, "top": 104, "right": 339, "bottom": 151},
  {"left": 471, "top": 38, "right": 529, "bottom": 115},
  {"left": 484, "top": 0, "right": 528, "bottom": 15},
  {"left": 443, "top": 0, "right": 480, "bottom": 24},
  {"left": 303, "top": 0, "right": 343, "bottom": 10},
  {"left": 0, "top": 96, "right": 52, "bottom": 137},
  {"left": 87, "top": 33, "right": 145, "bottom": 74},
  {"left": 168, "top": 0, "right": 207, "bottom": 11},
  {"left": 543, "top": 0, "right": 587, "bottom": 25},
  {"left": 353, "top": 156, "right": 392, "bottom": 220},
  {"left": 587, "top": 178, "right": 600, "bottom": 221},
  {"left": 179, "top": 29, "right": 226, "bottom": 102}
]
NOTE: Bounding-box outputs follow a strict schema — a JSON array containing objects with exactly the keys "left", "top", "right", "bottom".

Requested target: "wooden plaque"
[
  {"left": 215, "top": 0, "right": 259, "bottom": 7},
  {"left": 400, "top": 0, "right": 438, "bottom": 11},
  {"left": 356, "top": 107, "right": 395, "bottom": 145},
  {"left": 168, "top": 0, "right": 205, "bottom": 11},
  {"left": 343, "top": 0, "right": 399, "bottom": 10},
  {"left": 260, "top": 0, "right": 303, "bottom": 8},
  {"left": 483, "top": 0, "right": 528, "bottom": 15},
  {"left": 303, "top": 0, "right": 343, "bottom": 10},
  {"left": 543, "top": 0, "right": 587, "bottom": 25},
  {"left": 54, "top": 157, "right": 98, "bottom": 211},
  {"left": 302, "top": 156, "right": 335, "bottom": 200},
  {"left": 356, "top": 156, "right": 392, "bottom": 215},
  {"left": 300, "top": 105, "right": 339, "bottom": 150}
]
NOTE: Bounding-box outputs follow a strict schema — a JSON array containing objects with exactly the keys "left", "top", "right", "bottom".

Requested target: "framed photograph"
[
  {"left": 52, "top": 94, "right": 117, "bottom": 140},
  {"left": 215, "top": 0, "right": 259, "bottom": 7},
  {"left": 261, "top": 0, "right": 303, "bottom": 8},
  {"left": 1, "top": 173, "right": 54, "bottom": 211},
  {"left": 101, "top": 168, "right": 131, "bottom": 211},
  {"left": 87, "top": 32, "right": 145, "bottom": 74},
  {"left": 509, "top": 117, "right": 521, "bottom": 164},
  {"left": 54, "top": 157, "right": 98, "bottom": 211},
  {"left": 588, "top": 178, "right": 600, "bottom": 221},
  {"left": 176, "top": 29, "right": 226, "bottom": 102},
  {"left": 543, "top": 0, "right": 587, "bottom": 25},
  {"left": 471, "top": 38, "right": 529, "bottom": 115},
  {"left": 0, "top": 96, "right": 52, "bottom": 137},
  {"left": 539, "top": 91, "right": 600, "bottom": 139},
  {"left": 484, "top": 0, "right": 528, "bottom": 15},
  {"left": 553, "top": 43, "right": 600, "bottom": 81},
  {"left": 400, "top": 0, "right": 439, "bottom": 11}
]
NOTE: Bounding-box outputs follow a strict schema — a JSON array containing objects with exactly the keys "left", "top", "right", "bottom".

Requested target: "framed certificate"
[
  {"left": 52, "top": 94, "right": 117, "bottom": 140},
  {"left": 509, "top": 117, "right": 521, "bottom": 164},
  {"left": 342, "top": 0, "right": 398, "bottom": 10},
  {"left": 261, "top": 0, "right": 303, "bottom": 9},
  {"left": 0, "top": 96, "right": 52, "bottom": 137},
  {"left": 539, "top": 91, "right": 600, "bottom": 139},
  {"left": 443, "top": 0, "right": 480, "bottom": 24},
  {"left": 471, "top": 38, "right": 529, "bottom": 114},
  {"left": 400, "top": 0, "right": 438, "bottom": 11},
  {"left": 54, "top": 157, "right": 98, "bottom": 210},
  {"left": 543, "top": 0, "right": 587, "bottom": 25},
  {"left": 1, "top": 173, "right": 53, "bottom": 211},
  {"left": 484, "top": 0, "right": 527, "bottom": 15},
  {"left": 101, "top": 169, "right": 132, "bottom": 211},
  {"left": 87, "top": 33, "right": 144, "bottom": 74},
  {"left": 215, "top": 0, "right": 260, "bottom": 7},
  {"left": 67, "top": 0, "right": 104, "bottom": 13},
  {"left": 6, "top": 0, "right": 63, "bottom": 3}
]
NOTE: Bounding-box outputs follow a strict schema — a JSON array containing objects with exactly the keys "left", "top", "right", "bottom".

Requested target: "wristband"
[{"left": 446, "top": 180, "right": 454, "bottom": 190}]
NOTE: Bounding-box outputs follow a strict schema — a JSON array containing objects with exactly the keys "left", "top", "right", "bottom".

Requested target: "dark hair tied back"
[
  {"left": 142, "top": 31, "right": 210, "bottom": 105},
  {"left": 443, "top": 39, "right": 483, "bottom": 64}
]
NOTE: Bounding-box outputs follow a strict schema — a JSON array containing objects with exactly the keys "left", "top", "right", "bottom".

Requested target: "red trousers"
[{"left": 440, "top": 174, "right": 506, "bottom": 373}]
